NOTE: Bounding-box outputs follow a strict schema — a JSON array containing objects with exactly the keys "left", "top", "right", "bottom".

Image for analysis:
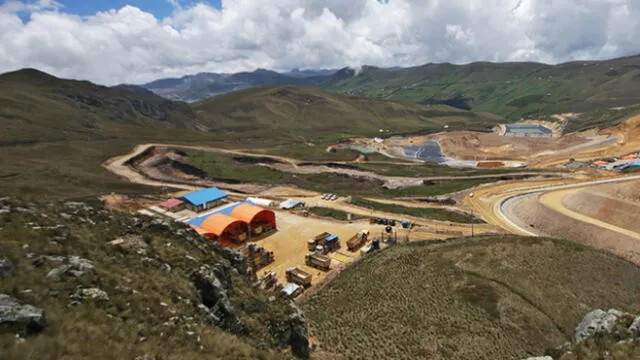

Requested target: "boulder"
[
  {"left": 0, "top": 257, "right": 13, "bottom": 278},
  {"left": 0, "top": 294, "right": 47, "bottom": 335},
  {"left": 575, "top": 309, "right": 624, "bottom": 342},
  {"left": 70, "top": 288, "right": 110, "bottom": 303},
  {"left": 68, "top": 256, "right": 95, "bottom": 273},
  {"left": 628, "top": 316, "right": 640, "bottom": 335},
  {"left": 191, "top": 265, "right": 244, "bottom": 334},
  {"left": 45, "top": 256, "right": 95, "bottom": 280},
  {"left": 46, "top": 265, "right": 72, "bottom": 280},
  {"left": 268, "top": 302, "right": 310, "bottom": 358}
]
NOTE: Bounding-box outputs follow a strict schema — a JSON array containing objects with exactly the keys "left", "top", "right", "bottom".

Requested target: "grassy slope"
[
  {"left": 193, "top": 85, "right": 502, "bottom": 144},
  {"left": 0, "top": 198, "right": 297, "bottom": 360},
  {"left": 0, "top": 70, "right": 502, "bottom": 199},
  {"left": 183, "top": 150, "right": 489, "bottom": 199},
  {"left": 303, "top": 235, "right": 640, "bottom": 360},
  {"left": 325, "top": 56, "right": 640, "bottom": 123},
  {"left": 351, "top": 198, "right": 483, "bottom": 223}
]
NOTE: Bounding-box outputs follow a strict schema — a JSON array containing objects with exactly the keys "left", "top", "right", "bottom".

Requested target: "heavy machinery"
[
  {"left": 308, "top": 232, "right": 340, "bottom": 253},
  {"left": 305, "top": 252, "right": 331, "bottom": 271},
  {"left": 286, "top": 267, "right": 312, "bottom": 287},
  {"left": 308, "top": 232, "right": 331, "bottom": 251},
  {"left": 347, "top": 230, "right": 369, "bottom": 251}
]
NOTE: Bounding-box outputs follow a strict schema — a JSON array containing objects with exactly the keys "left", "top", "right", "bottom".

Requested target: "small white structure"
[
  {"left": 281, "top": 283, "right": 302, "bottom": 298},
  {"left": 280, "top": 199, "right": 304, "bottom": 210},
  {"left": 247, "top": 197, "right": 274, "bottom": 207}
]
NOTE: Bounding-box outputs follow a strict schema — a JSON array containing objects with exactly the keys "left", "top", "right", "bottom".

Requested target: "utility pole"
[{"left": 471, "top": 223, "right": 474, "bottom": 237}]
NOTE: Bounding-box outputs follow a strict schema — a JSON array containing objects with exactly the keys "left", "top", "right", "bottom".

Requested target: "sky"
[{"left": 1, "top": 0, "right": 640, "bottom": 85}]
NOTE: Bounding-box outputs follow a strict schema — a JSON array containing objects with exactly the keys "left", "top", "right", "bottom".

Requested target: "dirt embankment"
[
  {"left": 562, "top": 180, "right": 640, "bottom": 233},
  {"left": 429, "top": 131, "right": 593, "bottom": 161},
  {"left": 502, "top": 193, "right": 640, "bottom": 264},
  {"left": 128, "top": 146, "right": 269, "bottom": 194}
]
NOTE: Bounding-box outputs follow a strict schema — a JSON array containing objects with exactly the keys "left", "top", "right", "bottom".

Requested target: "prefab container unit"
[
  {"left": 178, "top": 187, "right": 228, "bottom": 212},
  {"left": 158, "top": 198, "right": 186, "bottom": 212}
]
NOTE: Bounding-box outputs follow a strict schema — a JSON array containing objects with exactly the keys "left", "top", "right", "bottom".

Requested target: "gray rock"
[
  {"left": 68, "top": 256, "right": 95, "bottom": 273},
  {"left": 0, "top": 257, "right": 14, "bottom": 278},
  {"left": 628, "top": 316, "right": 640, "bottom": 335},
  {"left": 575, "top": 309, "right": 624, "bottom": 342},
  {"left": 44, "top": 255, "right": 66, "bottom": 263},
  {"left": 46, "top": 265, "right": 72, "bottom": 280},
  {"left": 70, "top": 288, "right": 109, "bottom": 303},
  {"left": 192, "top": 265, "right": 244, "bottom": 334},
  {"left": 0, "top": 294, "right": 47, "bottom": 335},
  {"left": 268, "top": 302, "right": 310, "bottom": 358}
]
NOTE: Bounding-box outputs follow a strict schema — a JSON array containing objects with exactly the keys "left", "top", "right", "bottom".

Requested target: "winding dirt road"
[{"left": 464, "top": 173, "right": 640, "bottom": 263}]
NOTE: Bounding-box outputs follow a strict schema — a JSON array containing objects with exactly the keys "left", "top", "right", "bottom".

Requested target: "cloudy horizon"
[{"left": 1, "top": 0, "right": 639, "bottom": 86}]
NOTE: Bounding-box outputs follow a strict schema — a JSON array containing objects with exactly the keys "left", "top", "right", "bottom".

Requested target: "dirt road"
[{"left": 463, "top": 173, "right": 640, "bottom": 263}]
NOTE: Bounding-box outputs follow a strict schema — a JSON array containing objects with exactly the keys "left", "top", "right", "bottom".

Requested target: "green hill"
[
  {"left": 303, "top": 235, "right": 640, "bottom": 360},
  {"left": 324, "top": 56, "right": 640, "bottom": 120},
  {"left": 193, "top": 85, "right": 502, "bottom": 142},
  {"left": 0, "top": 70, "right": 502, "bottom": 198},
  {"left": 0, "top": 68, "right": 201, "bottom": 145}
]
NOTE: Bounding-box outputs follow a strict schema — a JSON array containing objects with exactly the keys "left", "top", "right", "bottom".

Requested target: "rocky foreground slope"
[{"left": 0, "top": 197, "right": 308, "bottom": 359}]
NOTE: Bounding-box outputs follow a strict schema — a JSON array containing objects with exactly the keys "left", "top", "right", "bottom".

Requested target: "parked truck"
[
  {"left": 323, "top": 234, "right": 340, "bottom": 253},
  {"left": 308, "top": 232, "right": 331, "bottom": 251},
  {"left": 347, "top": 230, "right": 369, "bottom": 251},
  {"left": 305, "top": 252, "right": 331, "bottom": 271},
  {"left": 286, "top": 267, "right": 312, "bottom": 287}
]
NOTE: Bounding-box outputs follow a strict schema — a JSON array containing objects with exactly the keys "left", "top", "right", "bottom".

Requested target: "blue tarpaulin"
[{"left": 186, "top": 200, "right": 255, "bottom": 227}]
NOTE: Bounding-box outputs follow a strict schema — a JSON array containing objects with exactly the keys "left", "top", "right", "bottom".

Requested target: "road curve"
[
  {"left": 496, "top": 175, "right": 640, "bottom": 236},
  {"left": 104, "top": 143, "right": 572, "bottom": 191}
]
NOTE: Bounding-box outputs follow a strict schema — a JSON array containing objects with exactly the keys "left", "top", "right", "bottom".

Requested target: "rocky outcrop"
[
  {"left": 527, "top": 309, "right": 640, "bottom": 360},
  {"left": 628, "top": 315, "right": 640, "bottom": 335},
  {"left": 70, "top": 288, "right": 110, "bottom": 304},
  {"left": 574, "top": 308, "right": 624, "bottom": 342},
  {"left": 268, "top": 302, "right": 310, "bottom": 358},
  {"left": 0, "top": 294, "right": 47, "bottom": 335},
  {"left": 45, "top": 256, "right": 95, "bottom": 280},
  {"left": 0, "top": 257, "right": 13, "bottom": 278},
  {"left": 191, "top": 264, "right": 245, "bottom": 334}
]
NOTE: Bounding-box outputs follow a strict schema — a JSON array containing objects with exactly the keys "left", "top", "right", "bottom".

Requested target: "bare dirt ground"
[
  {"left": 254, "top": 210, "right": 451, "bottom": 286},
  {"left": 428, "top": 130, "right": 600, "bottom": 161},
  {"left": 562, "top": 180, "right": 640, "bottom": 233},
  {"left": 502, "top": 192, "right": 640, "bottom": 264}
]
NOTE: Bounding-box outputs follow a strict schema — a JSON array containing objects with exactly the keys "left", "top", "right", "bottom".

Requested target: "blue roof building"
[{"left": 178, "top": 187, "right": 228, "bottom": 211}]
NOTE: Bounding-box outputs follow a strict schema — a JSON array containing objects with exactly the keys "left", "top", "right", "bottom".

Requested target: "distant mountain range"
[
  {"left": 137, "top": 56, "right": 640, "bottom": 119},
  {"left": 140, "top": 68, "right": 341, "bottom": 102}
]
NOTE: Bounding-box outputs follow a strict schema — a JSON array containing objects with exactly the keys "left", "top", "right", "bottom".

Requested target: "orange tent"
[
  {"left": 231, "top": 203, "right": 276, "bottom": 230},
  {"left": 200, "top": 213, "right": 248, "bottom": 242}
]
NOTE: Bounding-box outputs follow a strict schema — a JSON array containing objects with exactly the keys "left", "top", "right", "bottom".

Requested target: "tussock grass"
[{"left": 303, "top": 235, "right": 640, "bottom": 360}]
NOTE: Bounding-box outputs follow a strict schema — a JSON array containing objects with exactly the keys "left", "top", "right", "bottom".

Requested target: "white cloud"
[{"left": 1, "top": 0, "right": 639, "bottom": 85}]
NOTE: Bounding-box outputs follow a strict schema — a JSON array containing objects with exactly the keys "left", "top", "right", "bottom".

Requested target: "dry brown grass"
[
  {"left": 302, "top": 235, "right": 640, "bottom": 360},
  {"left": 0, "top": 198, "right": 296, "bottom": 360}
]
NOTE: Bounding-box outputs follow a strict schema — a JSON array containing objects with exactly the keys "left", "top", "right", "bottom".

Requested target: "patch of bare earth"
[
  {"left": 503, "top": 193, "right": 640, "bottom": 264},
  {"left": 429, "top": 131, "right": 591, "bottom": 161},
  {"left": 562, "top": 180, "right": 640, "bottom": 233}
]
